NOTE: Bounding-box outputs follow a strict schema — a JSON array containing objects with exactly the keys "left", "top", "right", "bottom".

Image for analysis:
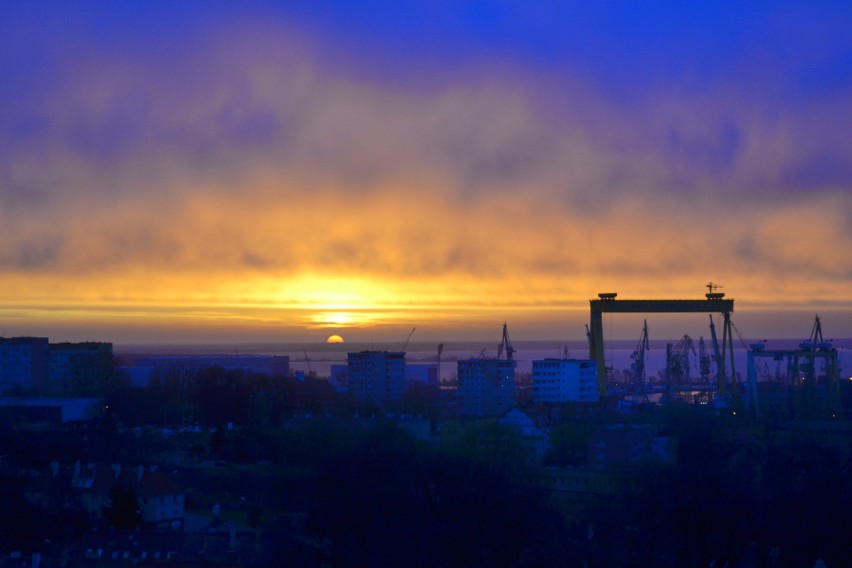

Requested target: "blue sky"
[{"left": 1, "top": 1, "right": 850, "bottom": 343}]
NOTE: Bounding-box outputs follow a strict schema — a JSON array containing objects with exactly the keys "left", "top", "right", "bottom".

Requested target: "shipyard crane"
[
  {"left": 588, "top": 288, "right": 734, "bottom": 397},
  {"left": 746, "top": 314, "right": 840, "bottom": 419},
  {"left": 801, "top": 314, "right": 831, "bottom": 350},
  {"left": 401, "top": 327, "right": 416, "bottom": 352},
  {"left": 706, "top": 282, "right": 724, "bottom": 297},
  {"left": 698, "top": 336, "right": 711, "bottom": 384},
  {"left": 730, "top": 320, "right": 761, "bottom": 416},
  {"left": 709, "top": 315, "right": 726, "bottom": 391},
  {"left": 497, "top": 322, "right": 515, "bottom": 361},
  {"left": 630, "top": 320, "right": 650, "bottom": 402},
  {"left": 665, "top": 335, "right": 697, "bottom": 402},
  {"left": 797, "top": 314, "right": 833, "bottom": 383}
]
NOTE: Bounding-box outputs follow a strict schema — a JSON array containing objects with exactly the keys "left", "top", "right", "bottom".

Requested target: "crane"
[
  {"left": 401, "top": 327, "right": 416, "bottom": 352},
  {"left": 709, "top": 314, "right": 726, "bottom": 392},
  {"left": 705, "top": 281, "right": 725, "bottom": 299},
  {"left": 706, "top": 282, "right": 723, "bottom": 293},
  {"left": 437, "top": 343, "right": 444, "bottom": 385},
  {"left": 303, "top": 348, "right": 312, "bottom": 374},
  {"left": 698, "top": 336, "right": 711, "bottom": 384},
  {"left": 665, "top": 335, "right": 697, "bottom": 402},
  {"left": 630, "top": 320, "right": 650, "bottom": 402},
  {"left": 727, "top": 319, "right": 762, "bottom": 417},
  {"left": 801, "top": 314, "right": 831, "bottom": 350},
  {"left": 497, "top": 322, "right": 515, "bottom": 361}
]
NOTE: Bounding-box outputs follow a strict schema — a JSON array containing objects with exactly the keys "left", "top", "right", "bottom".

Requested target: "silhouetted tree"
[
  {"left": 307, "top": 421, "right": 570, "bottom": 566},
  {"left": 210, "top": 426, "right": 226, "bottom": 459},
  {"left": 106, "top": 480, "right": 141, "bottom": 530}
]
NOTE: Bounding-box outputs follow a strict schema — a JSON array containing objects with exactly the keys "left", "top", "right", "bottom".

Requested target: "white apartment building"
[{"left": 532, "top": 359, "right": 599, "bottom": 403}]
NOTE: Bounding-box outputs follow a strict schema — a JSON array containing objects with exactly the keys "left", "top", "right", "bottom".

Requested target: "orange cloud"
[{"left": 1, "top": 20, "right": 850, "bottom": 343}]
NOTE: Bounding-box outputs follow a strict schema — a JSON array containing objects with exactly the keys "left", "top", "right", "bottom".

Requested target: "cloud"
[{"left": 1, "top": 8, "right": 850, "bottom": 341}]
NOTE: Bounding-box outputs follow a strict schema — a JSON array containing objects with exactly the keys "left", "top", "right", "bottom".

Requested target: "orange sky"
[{"left": 1, "top": 5, "right": 851, "bottom": 344}]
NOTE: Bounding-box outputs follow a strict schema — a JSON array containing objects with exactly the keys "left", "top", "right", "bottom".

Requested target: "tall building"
[
  {"left": 457, "top": 358, "right": 516, "bottom": 416},
  {"left": 532, "top": 358, "right": 599, "bottom": 403},
  {"left": 48, "top": 342, "right": 114, "bottom": 396},
  {"left": 0, "top": 337, "right": 49, "bottom": 393},
  {"left": 347, "top": 351, "right": 406, "bottom": 409}
]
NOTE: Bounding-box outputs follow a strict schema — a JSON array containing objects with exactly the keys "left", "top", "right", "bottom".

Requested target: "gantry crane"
[
  {"left": 588, "top": 288, "right": 734, "bottom": 396},
  {"left": 746, "top": 314, "right": 839, "bottom": 419}
]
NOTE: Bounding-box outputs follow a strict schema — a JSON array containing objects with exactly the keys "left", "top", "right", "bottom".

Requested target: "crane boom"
[
  {"left": 709, "top": 314, "right": 725, "bottom": 389},
  {"left": 401, "top": 327, "right": 416, "bottom": 352}
]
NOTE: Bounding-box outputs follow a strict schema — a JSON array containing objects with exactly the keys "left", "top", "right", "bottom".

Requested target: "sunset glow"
[{"left": 1, "top": 3, "right": 850, "bottom": 344}]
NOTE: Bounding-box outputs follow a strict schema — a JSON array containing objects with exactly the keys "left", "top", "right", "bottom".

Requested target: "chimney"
[
  {"left": 111, "top": 464, "right": 121, "bottom": 479},
  {"left": 50, "top": 461, "right": 59, "bottom": 477}
]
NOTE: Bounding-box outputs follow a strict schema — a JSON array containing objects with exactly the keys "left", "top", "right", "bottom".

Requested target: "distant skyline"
[{"left": 2, "top": 2, "right": 851, "bottom": 344}]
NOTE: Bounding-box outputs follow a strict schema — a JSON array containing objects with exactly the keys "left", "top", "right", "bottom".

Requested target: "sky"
[{"left": 1, "top": 1, "right": 851, "bottom": 345}]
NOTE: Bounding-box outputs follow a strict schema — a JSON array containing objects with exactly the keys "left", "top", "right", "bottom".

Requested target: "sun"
[{"left": 326, "top": 334, "right": 345, "bottom": 344}]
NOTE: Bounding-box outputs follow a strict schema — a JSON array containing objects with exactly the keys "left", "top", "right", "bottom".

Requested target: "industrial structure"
[
  {"left": 747, "top": 315, "right": 841, "bottom": 419},
  {"left": 588, "top": 285, "right": 737, "bottom": 401},
  {"left": 629, "top": 320, "right": 650, "bottom": 402},
  {"left": 663, "top": 335, "right": 697, "bottom": 404}
]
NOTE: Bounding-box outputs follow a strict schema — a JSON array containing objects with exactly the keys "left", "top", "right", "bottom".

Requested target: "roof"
[{"left": 77, "top": 464, "right": 182, "bottom": 497}]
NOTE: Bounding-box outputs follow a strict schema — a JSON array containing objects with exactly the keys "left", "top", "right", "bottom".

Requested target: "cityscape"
[
  {"left": 3, "top": 2, "right": 852, "bottom": 567},
  {"left": 1, "top": 291, "right": 850, "bottom": 566}
]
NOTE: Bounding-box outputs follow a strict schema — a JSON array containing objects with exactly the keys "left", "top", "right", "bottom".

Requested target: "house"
[
  {"left": 587, "top": 424, "right": 677, "bottom": 469},
  {"left": 498, "top": 407, "right": 551, "bottom": 465},
  {"left": 71, "top": 462, "right": 184, "bottom": 528}
]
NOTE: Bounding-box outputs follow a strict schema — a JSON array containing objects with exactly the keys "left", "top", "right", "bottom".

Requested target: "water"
[{"left": 118, "top": 338, "right": 851, "bottom": 381}]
